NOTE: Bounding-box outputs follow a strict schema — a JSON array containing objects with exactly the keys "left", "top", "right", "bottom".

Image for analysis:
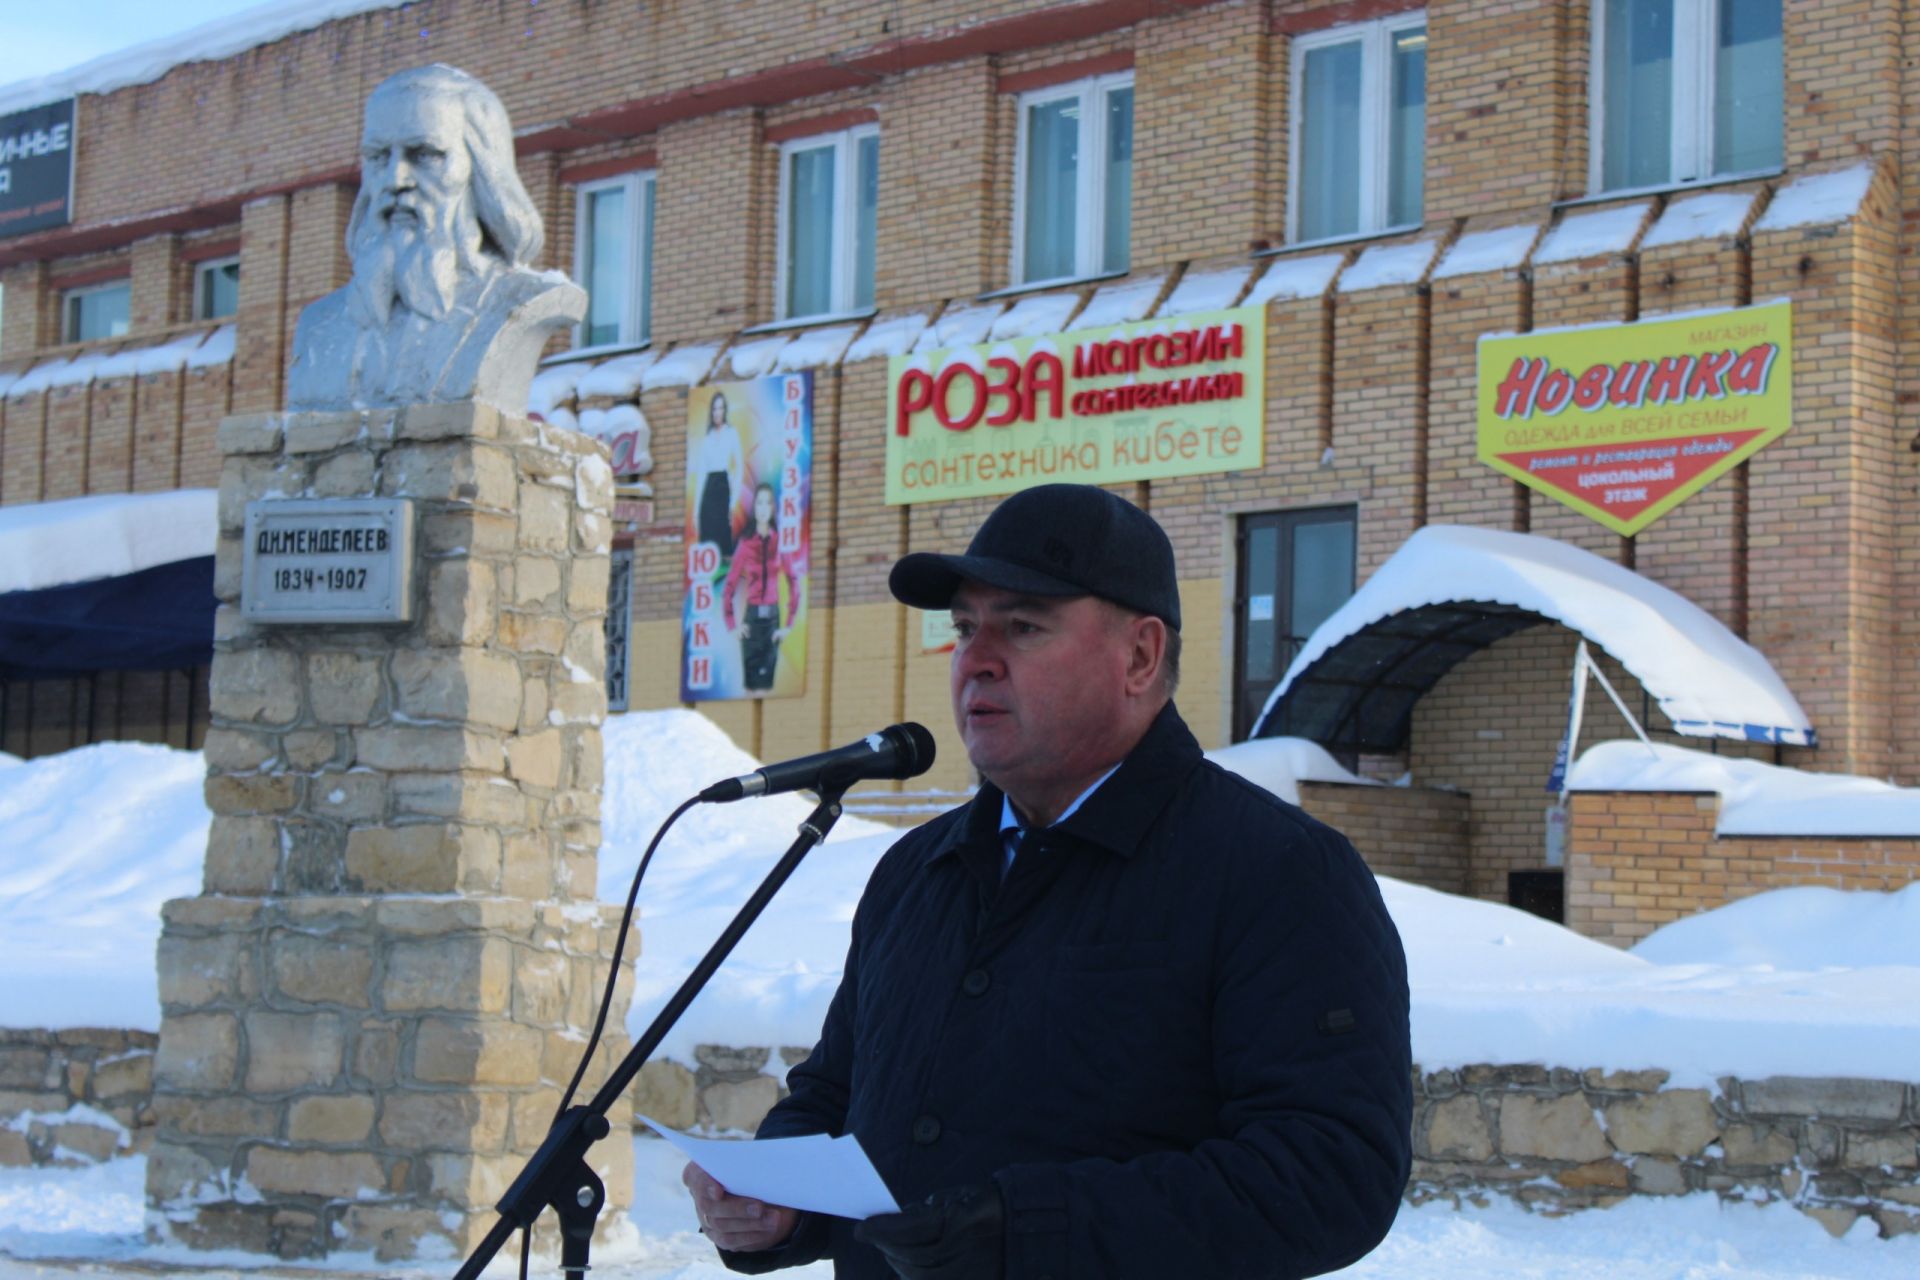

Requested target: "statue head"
[{"left": 346, "top": 64, "right": 542, "bottom": 326}]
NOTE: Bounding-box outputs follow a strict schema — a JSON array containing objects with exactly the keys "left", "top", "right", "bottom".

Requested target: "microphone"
[{"left": 698, "top": 723, "right": 937, "bottom": 803}]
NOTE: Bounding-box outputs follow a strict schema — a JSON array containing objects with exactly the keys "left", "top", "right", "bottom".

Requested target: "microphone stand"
[{"left": 452, "top": 781, "right": 854, "bottom": 1280}]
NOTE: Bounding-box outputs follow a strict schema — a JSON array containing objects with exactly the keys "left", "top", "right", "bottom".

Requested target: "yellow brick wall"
[
  {"left": 1567, "top": 789, "right": 1920, "bottom": 947},
  {"left": 1299, "top": 781, "right": 1471, "bottom": 893},
  {"left": 1, "top": 0, "right": 1916, "bottom": 939}
]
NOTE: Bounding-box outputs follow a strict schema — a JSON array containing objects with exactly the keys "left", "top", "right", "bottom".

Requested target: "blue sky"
[{"left": 5, "top": 0, "right": 274, "bottom": 85}]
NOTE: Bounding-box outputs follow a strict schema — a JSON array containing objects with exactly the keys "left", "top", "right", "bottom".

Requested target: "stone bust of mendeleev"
[{"left": 287, "top": 64, "right": 585, "bottom": 413}]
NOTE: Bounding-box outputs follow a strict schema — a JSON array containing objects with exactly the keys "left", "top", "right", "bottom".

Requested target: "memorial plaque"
[{"left": 242, "top": 498, "right": 415, "bottom": 623}]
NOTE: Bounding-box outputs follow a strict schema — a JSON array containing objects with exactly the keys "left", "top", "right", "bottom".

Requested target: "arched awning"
[
  {"left": 1253, "top": 525, "right": 1815, "bottom": 752},
  {"left": 0, "top": 491, "right": 216, "bottom": 679}
]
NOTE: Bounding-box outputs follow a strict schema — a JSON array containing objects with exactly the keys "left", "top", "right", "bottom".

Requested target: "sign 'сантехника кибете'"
[{"left": 886, "top": 306, "right": 1266, "bottom": 504}]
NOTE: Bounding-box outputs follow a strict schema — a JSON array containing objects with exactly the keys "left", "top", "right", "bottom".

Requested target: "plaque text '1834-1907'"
[{"left": 241, "top": 498, "right": 415, "bottom": 624}]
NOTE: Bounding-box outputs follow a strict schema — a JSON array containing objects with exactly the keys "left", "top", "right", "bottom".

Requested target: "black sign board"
[{"left": 0, "top": 99, "right": 75, "bottom": 239}]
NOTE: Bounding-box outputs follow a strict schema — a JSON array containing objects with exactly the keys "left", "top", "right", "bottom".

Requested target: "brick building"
[{"left": 1, "top": 0, "right": 1915, "bottom": 939}]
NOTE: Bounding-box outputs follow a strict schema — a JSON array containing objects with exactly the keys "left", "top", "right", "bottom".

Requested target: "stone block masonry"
[
  {"left": 1410, "top": 1066, "right": 1920, "bottom": 1239},
  {"left": 146, "top": 402, "right": 632, "bottom": 1264},
  {"left": 0, "top": 1028, "right": 156, "bottom": 1168},
  {"left": 633, "top": 1044, "right": 1920, "bottom": 1239}
]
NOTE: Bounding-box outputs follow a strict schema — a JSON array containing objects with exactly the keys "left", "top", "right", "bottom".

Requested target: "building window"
[
  {"left": 606, "top": 548, "right": 633, "bottom": 712},
  {"left": 1289, "top": 15, "right": 1427, "bottom": 245},
  {"left": 574, "top": 170, "right": 655, "bottom": 350},
  {"left": 1233, "top": 507, "right": 1356, "bottom": 741},
  {"left": 64, "top": 281, "right": 130, "bottom": 343},
  {"left": 1013, "top": 73, "right": 1133, "bottom": 285},
  {"left": 1593, "top": 0, "right": 1782, "bottom": 193},
  {"left": 194, "top": 257, "right": 240, "bottom": 321},
  {"left": 778, "top": 126, "right": 879, "bottom": 321}
]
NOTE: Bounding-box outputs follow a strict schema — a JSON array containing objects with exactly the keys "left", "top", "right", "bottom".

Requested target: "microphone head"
[{"left": 883, "top": 722, "right": 937, "bottom": 780}]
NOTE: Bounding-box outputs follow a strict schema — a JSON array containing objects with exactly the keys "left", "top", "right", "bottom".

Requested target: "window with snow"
[
  {"left": 779, "top": 125, "right": 879, "bottom": 322},
  {"left": 1593, "top": 0, "right": 1782, "bottom": 193},
  {"left": 1013, "top": 73, "right": 1133, "bottom": 286},
  {"left": 574, "top": 170, "right": 655, "bottom": 351},
  {"left": 1289, "top": 15, "right": 1426, "bottom": 245},
  {"left": 194, "top": 257, "right": 240, "bottom": 321},
  {"left": 63, "top": 280, "right": 130, "bottom": 343}
]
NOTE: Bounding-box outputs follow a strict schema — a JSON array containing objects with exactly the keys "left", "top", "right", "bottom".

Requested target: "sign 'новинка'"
[
  {"left": 1476, "top": 301, "right": 1793, "bottom": 536},
  {"left": 885, "top": 306, "right": 1266, "bottom": 503}
]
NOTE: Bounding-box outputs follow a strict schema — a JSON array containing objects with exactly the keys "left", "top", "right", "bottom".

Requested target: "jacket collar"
[{"left": 923, "top": 701, "right": 1203, "bottom": 867}]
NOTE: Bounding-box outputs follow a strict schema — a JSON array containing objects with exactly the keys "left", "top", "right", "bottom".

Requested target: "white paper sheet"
[{"left": 640, "top": 1116, "right": 901, "bottom": 1219}]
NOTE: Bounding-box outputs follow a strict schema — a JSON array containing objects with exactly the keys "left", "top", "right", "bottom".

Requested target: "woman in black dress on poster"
[{"left": 692, "top": 390, "right": 745, "bottom": 556}]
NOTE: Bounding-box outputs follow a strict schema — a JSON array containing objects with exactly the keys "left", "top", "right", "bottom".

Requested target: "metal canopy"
[{"left": 1254, "top": 602, "right": 1546, "bottom": 753}]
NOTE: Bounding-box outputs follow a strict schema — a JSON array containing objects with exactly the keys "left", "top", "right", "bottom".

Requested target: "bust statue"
[{"left": 286, "top": 65, "right": 586, "bottom": 414}]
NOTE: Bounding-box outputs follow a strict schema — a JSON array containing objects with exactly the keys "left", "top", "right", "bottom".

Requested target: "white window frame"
[
  {"left": 1010, "top": 71, "right": 1134, "bottom": 287},
  {"left": 1286, "top": 12, "right": 1428, "bottom": 247},
  {"left": 775, "top": 124, "right": 879, "bottom": 323},
  {"left": 193, "top": 255, "right": 241, "bottom": 321},
  {"left": 572, "top": 169, "right": 655, "bottom": 354},
  {"left": 62, "top": 279, "right": 131, "bottom": 343},
  {"left": 1588, "top": 0, "right": 1782, "bottom": 195}
]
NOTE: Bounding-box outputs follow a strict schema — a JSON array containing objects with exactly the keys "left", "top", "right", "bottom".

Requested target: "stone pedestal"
[{"left": 147, "top": 403, "right": 633, "bottom": 1263}]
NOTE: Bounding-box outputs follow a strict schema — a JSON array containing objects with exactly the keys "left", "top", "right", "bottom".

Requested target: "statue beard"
[{"left": 347, "top": 192, "right": 488, "bottom": 327}]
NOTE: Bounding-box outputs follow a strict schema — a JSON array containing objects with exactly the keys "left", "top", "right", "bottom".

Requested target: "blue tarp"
[{"left": 0, "top": 557, "right": 215, "bottom": 680}]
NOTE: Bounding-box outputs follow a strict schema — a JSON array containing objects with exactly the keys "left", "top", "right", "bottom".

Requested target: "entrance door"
[{"left": 1233, "top": 507, "right": 1356, "bottom": 740}]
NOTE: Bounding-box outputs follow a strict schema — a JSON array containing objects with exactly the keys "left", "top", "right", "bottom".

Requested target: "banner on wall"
[
  {"left": 885, "top": 306, "right": 1266, "bottom": 504},
  {"left": 1476, "top": 301, "right": 1793, "bottom": 536},
  {"left": 681, "top": 372, "right": 812, "bottom": 701},
  {"left": 0, "top": 99, "right": 75, "bottom": 240}
]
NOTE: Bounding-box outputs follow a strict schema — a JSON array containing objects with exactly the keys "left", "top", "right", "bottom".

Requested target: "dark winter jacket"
[{"left": 723, "top": 702, "right": 1412, "bottom": 1279}]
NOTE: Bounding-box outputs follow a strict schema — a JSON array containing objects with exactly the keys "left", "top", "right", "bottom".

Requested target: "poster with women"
[{"left": 682, "top": 372, "right": 813, "bottom": 701}]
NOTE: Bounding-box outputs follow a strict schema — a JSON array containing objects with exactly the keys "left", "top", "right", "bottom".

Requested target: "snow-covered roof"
[
  {"left": 575, "top": 351, "right": 660, "bottom": 400},
  {"left": 1338, "top": 238, "right": 1440, "bottom": 292},
  {"left": 1534, "top": 203, "right": 1650, "bottom": 264},
  {"left": 1256, "top": 525, "right": 1814, "bottom": 749},
  {"left": 1073, "top": 275, "right": 1164, "bottom": 330},
  {"left": 1755, "top": 164, "right": 1877, "bottom": 233},
  {"left": 0, "top": 1, "right": 414, "bottom": 114},
  {"left": 1156, "top": 265, "right": 1253, "bottom": 316},
  {"left": 0, "top": 490, "right": 218, "bottom": 596},
  {"left": 1641, "top": 192, "right": 1755, "bottom": 250},
  {"left": 843, "top": 311, "right": 927, "bottom": 362},
  {"left": 774, "top": 322, "right": 863, "bottom": 372},
  {"left": 727, "top": 333, "right": 791, "bottom": 380},
  {"left": 4, "top": 329, "right": 233, "bottom": 399},
  {"left": 911, "top": 302, "right": 1005, "bottom": 353},
  {"left": 988, "top": 291, "right": 1081, "bottom": 342},
  {"left": 1570, "top": 740, "right": 1920, "bottom": 837},
  {"left": 641, "top": 343, "right": 722, "bottom": 390},
  {"left": 1243, "top": 252, "right": 1344, "bottom": 305},
  {"left": 1432, "top": 225, "right": 1540, "bottom": 280}
]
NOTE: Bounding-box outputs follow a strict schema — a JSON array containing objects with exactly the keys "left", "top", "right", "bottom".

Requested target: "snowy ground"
[
  {"left": 5, "top": 711, "right": 1920, "bottom": 1084},
  {"left": 1, "top": 1136, "right": 1915, "bottom": 1279}
]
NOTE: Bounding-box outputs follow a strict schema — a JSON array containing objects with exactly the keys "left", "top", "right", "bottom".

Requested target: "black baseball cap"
[{"left": 889, "top": 484, "right": 1181, "bottom": 630}]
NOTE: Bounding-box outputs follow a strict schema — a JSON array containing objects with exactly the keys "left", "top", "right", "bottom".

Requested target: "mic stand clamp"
[{"left": 453, "top": 784, "right": 853, "bottom": 1280}]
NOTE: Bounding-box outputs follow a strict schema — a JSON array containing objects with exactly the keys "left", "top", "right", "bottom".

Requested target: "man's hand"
[
  {"left": 854, "top": 1183, "right": 1004, "bottom": 1280},
  {"left": 681, "top": 1162, "right": 800, "bottom": 1252}
]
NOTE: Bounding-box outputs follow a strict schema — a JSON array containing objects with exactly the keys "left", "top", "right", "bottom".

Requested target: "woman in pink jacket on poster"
[{"left": 723, "top": 482, "right": 800, "bottom": 691}]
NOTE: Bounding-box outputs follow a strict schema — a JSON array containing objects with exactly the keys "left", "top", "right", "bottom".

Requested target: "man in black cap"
[{"left": 686, "top": 483, "right": 1411, "bottom": 1279}]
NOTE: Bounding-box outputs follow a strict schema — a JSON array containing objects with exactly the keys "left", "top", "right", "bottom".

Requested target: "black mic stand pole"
[{"left": 452, "top": 781, "right": 854, "bottom": 1280}]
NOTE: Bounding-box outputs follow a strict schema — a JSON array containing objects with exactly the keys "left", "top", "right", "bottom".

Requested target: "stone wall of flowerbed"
[
  {"left": 11, "top": 1027, "right": 1918, "bottom": 1241},
  {"left": 0, "top": 1029, "right": 156, "bottom": 1166}
]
